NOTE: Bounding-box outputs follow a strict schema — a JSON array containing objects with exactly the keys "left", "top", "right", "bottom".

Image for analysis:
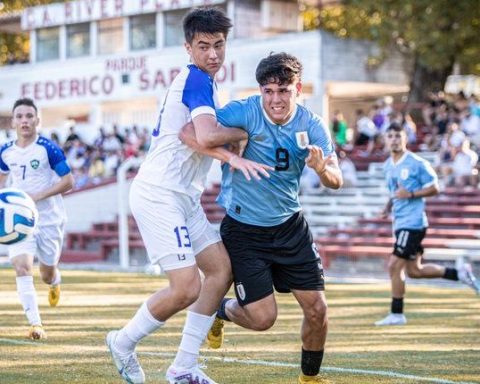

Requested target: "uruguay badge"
[{"left": 295, "top": 131, "right": 309, "bottom": 149}]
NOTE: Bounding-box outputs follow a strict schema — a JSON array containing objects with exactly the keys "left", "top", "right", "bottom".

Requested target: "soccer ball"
[{"left": 0, "top": 188, "right": 38, "bottom": 245}]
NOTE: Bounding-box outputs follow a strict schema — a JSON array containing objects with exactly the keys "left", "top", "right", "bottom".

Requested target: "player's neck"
[
  {"left": 16, "top": 135, "right": 36, "bottom": 148},
  {"left": 391, "top": 149, "right": 406, "bottom": 163}
]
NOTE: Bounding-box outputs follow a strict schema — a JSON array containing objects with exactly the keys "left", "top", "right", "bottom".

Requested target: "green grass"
[{"left": 0, "top": 269, "right": 479, "bottom": 384}]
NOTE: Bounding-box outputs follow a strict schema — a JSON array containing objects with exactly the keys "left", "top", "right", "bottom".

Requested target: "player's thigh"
[
  {"left": 8, "top": 232, "right": 37, "bottom": 262},
  {"left": 220, "top": 216, "right": 275, "bottom": 306},
  {"left": 129, "top": 181, "right": 195, "bottom": 271},
  {"left": 36, "top": 224, "right": 64, "bottom": 266}
]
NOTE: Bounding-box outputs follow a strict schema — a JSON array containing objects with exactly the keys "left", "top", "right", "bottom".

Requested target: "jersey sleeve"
[
  {"left": 38, "top": 138, "right": 71, "bottom": 177},
  {"left": 216, "top": 100, "right": 249, "bottom": 131},
  {"left": 0, "top": 143, "right": 11, "bottom": 173},
  {"left": 182, "top": 66, "right": 216, "bottom": 119},
  {"left": 419, "top": 159, "right": 438, "bottom": 188},
  {"left": 309, "top": 112, "right": 335, "bottom": 157}
]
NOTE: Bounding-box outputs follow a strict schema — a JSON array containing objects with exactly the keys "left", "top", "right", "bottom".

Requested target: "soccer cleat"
[
  {"left": 206, "top": 317, "right": 224, "bottom": 349},
  {"left": 28, "top": 325, "right": 47, "bottom": 340},
  {"left": 298, "top": 374, "right": 330, "bottom": 383},
  {"left": 106, "top": 330, "right": 145, "bottom": 384},
  {"left": 165, "top": 365, "right": 218, "bottom": 384},
  {"left": 48, "top": 285, "right": 60, "bottom": 307},
  {"left": 374, "top": 313, "right": 407, "bottom": 326},
  {"left": 458, "top": 263, "right": 480, "bottom": 295}
]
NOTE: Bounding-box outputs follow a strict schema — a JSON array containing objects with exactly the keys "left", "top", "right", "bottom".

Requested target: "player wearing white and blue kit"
[
  {"left": 375, "top": 123, "right": 480, "bottom": 327},
  {"left": 0, "top": 98, "right": 74, "bottom": 340},
  {"left": 182, "top": 53, "right": 343, "bottom": 384},
  {"left": 106, "top": 8, "right": 271, "bottom": 384}
]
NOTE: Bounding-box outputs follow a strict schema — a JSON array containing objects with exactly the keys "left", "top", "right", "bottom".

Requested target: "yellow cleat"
[
  {"left": 28, "top": 325, "right": 47, "bottom": 340},
  {"left": 206, "top": 317, "right": 224, "bottom": 349},
  {"left": 298, "top": 374, "right": 330, "bottom": 383},
  {"left": 48, "top": 285, "right": 60, "bottom": 307}
]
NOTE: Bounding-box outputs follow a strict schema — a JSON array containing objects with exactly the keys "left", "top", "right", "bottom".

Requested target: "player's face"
[
  {"left": 185, "top": 32, "right": 226, "bottom": 77},
  {"left": 260, "top": 80, "right": 302, "bottom": 125},
  {"left": 385, "top": 130, "right": 407, "bottom": 154},
  {"left": 12, "top": 105, "right": 39, "bottom": 140}
]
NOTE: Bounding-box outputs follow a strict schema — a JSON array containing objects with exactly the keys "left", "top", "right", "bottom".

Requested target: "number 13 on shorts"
[{"left": 174, "top": 226, "right": 192, "bottom": 248}]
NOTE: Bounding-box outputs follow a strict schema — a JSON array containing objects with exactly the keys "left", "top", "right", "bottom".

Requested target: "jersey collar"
[{"left": 392, "top": 150, "right": 409, "bottom": 166}]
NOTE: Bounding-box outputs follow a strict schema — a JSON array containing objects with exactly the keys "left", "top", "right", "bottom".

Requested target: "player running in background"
[
  {"left": 0, "top": 97, "right": 74, "bottom": 340},
  {"left": 181, "top": 52, "right": 342, "bottom": 384},
  {"left": 375, "top": 123, "right": 480, "bottom": 326},
  {"left": 106, "top": 7, "right": 271, "bottom": 384}
]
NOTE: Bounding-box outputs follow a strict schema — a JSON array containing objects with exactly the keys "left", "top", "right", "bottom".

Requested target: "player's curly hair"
[
  {"left": 255, "top": 52, "right": 303, "bottom": 86},
  {"left": 183, "top": 7, "right": 232, "bottom": 44}
]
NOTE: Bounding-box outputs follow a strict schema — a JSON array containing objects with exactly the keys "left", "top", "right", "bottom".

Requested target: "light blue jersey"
[
  {"left": 217, "top": 95, "right": 335, "bottom": 226},
  {"left": 384, "top": 151, "right": 438, "bottom": 231}
]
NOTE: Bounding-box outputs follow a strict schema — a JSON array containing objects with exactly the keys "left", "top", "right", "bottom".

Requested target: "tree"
[
  {"left": 302, "top": 0, "right": 480, "bottom": 103},
  {"left": 0, "top": 0, "right": 65, "bottom": 65}
]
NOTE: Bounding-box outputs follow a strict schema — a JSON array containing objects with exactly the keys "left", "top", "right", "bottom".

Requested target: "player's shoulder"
[
  {"left": 406, "top": 151, "right": 428, "bottom": 166},
  {"left": 0, "top": 140, "right": 14, "bottom": 154},
  {"left": 184, "top": 64, "right": 213, "bottom": 86},
  {"left": 36, "top": 136, "right": 64, "bottom": 154}
]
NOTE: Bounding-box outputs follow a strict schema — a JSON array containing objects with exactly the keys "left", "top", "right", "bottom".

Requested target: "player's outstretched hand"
[
  {"left": 228, "top": 155, "right": 273, "bottom": 181},
  {"left": 306, "top": 145, "right": 335, "bottom": 174}
]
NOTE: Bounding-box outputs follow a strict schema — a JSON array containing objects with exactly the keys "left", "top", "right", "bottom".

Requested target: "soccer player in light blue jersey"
[
  {"left": 106, "top": 8, "right": 271, "bottom": 384},
  {"left": 181, "top": 52, "right": 343, "bottom": 384},
  {"left": 0, "top": 98, "right": 74, "bottom": 340},
  {"left": 375, "top": 123, "right": 480, "bottom": 327}
]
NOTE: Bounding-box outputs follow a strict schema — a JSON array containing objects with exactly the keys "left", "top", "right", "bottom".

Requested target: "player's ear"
[
  {"left": 296, "top": 81, "right": 302, "bottom": 96},
  {"left": 184, "top": 42, "right": 192, "bottom": 56}
]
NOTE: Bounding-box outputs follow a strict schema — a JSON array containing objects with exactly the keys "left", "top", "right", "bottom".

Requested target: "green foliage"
[
  {"left": 302, "top": 0, "right": 480, "bottom": 75},
  {"left": 0, "top": 0, "right": 65, "bottom": 65}
]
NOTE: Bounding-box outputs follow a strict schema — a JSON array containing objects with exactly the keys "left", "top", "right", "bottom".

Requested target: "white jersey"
[
  {"left": 0, "top": 136, "right": 71, "bottom": 226},
  {"left": 135, "top": 64, "right": 220, "bottom": 200}
]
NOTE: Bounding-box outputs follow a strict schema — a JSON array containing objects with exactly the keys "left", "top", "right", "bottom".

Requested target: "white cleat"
[
  {"left": 458, "top": 262, "right": 480, "bottom": 295},
  {"left": 165, "top": 365, "right": 218, "bottom": 384},
  {"left": 374, "top": 313, "right": 407, "bottom": 326},
  {"left": 106, "top": 330, "right": 145, "bottom": 384}
]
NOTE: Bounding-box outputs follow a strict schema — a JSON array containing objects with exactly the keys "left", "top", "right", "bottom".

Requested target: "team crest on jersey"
[
  {"left": 295, "top": 131, "right": 309, "bottom": 149},
  {"left": 236, "top": 283, "right": 246, "bottom": 301},
  {"left": 30, "top": 160, "right": 40, "bottom": 169},
  {"left": 400, "top": 168, "right": 409, "bottom": 180}
]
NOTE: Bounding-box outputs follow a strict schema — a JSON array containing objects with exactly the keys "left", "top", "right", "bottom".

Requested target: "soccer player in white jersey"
[
  {"left": 106, "top": 7, "right": 271, "bottom": 384},
  {"left": 375, "top": 123, "right": 479, "bottom": 326},
  {"left": 181, "top": 53, "right": 343, "bottom": 384},
  {"left": 0, "top": 98, "right": 74, "bottom": 340}
]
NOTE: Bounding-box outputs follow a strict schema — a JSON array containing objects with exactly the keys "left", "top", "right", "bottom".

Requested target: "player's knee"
[
  {"left": 304, "top": 300, "right": 328, "bottom": 325},
  {"left": 406, "top": 267, "right": 421, "bottom": 278},
  {"left": 246, "top": 309, "right": 277, "bottom": 331}
]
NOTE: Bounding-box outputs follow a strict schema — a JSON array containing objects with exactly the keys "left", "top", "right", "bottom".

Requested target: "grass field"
[{"left": 0, "top": 268, "right": 479, "bottom": 384}]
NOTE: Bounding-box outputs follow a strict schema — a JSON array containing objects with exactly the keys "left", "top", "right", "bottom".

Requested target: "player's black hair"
[
  {"left": 183, "top": 7, "right": 232, "bottom": 44},
  {"left": 12, "top": 98, "right": 38, "bottom": 114},
  {"left": 256, "top": 52, "right": 303, "bottom": 86},
  {"left": 386, "top": 122, "right": 406, "bottom": 133}
]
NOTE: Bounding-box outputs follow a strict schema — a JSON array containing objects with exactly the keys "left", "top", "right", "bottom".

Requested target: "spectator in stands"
[
  {"left": 449, "top": 139, "right": 479, "bottom": 188},
  {"left": 355, "top": 109, "right": 377, "bottom": 155},
  {"left": 64, "top": 125, "right": 81, "bottom": 146},
  {"left": 112, "top": 124, "right": 125, "bottom": 145},
  {"left": 375, "top": 123, "right": 479, "bottom": 327},
  {"left": 338, "top": 150, "right": 357, "bottom": 188},
  {"left": 331, "top": 110, "right": 348, "bottom": 147}
]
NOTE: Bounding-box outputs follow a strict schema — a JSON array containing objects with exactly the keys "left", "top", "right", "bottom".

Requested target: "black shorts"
[
  {"left": 393, "top": 228, "right": 426, "bottom": 261},
  {"left": 220, "top": 212, "right": 325, "bottom": 306}
]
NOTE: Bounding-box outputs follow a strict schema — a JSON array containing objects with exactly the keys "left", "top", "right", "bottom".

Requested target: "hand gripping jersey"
[
  {"left": 383, "top": 151, "right": 438, "bottom": 231},
  {"left": 217, "top": 95, "right": 335, "bottom": 226},
  {"left": 135, "top": 64, "right": 220, "bottom": 200},
  {"left": 0, "top": 136, "right": 71, "bottom": 226}
]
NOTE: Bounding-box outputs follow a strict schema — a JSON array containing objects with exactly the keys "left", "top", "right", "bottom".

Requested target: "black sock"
[
  {"left": 391, "top": 297, "right": 403, "bottom": 314},
  {"left": 443, "top": 267, "right": 458, "bottom": 281},
  {"left": 301, "top": 348, "right": 324, "bottom": 376},
  {"left": 216, "top": 298, "right": 232, "bottom": 321}
]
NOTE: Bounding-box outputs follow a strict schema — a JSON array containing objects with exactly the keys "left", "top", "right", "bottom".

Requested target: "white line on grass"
[
  {"left": 142, "top": 351, "right": 478, "bottom": 384},
  {"left": 0, "top": 339, "right": 475, "bottom": 384}
]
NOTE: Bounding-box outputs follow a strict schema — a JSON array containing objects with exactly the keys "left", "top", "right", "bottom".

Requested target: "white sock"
[
  {"left": 115, "top": 302, "right": 164, "bottom": 354},
  {"left": 51, "top": 268, "right": 61, "bottom": 286},
  {"left": 173, "top": 311, "right": 216, "bottom": 369},
  {"left": 16, "top": 276, "right": 42, "bottom": 326}
]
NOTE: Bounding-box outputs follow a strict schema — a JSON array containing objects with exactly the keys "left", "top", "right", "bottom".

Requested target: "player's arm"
[
  {"left": 395, "top": 184, "right": 439, "bottom": 200},
  {"left": 380, "top": 198, "right": 393, "bottom": 218},
  {"left": 29, "top": 173, "right": 74, "bottom": 203},
  {"left": 0, "top": 173, "right": 8, "bottom": 188},
  {"left": 192, "top": 114, "right": 248, "bottom": 148},
  {"left": 180, "top": 122, "right": 272, "bottom": 181},
  {"left": 305, "top": 145, "right": 343, "bottom": 189}
]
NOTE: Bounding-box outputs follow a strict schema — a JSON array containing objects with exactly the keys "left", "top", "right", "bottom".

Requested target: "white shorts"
[
  {"left": 129, "top": 179, "right": 221, "bottom": 271},
  {"left": 8, "top": 223, "right": 65, "bottom": 266}
]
